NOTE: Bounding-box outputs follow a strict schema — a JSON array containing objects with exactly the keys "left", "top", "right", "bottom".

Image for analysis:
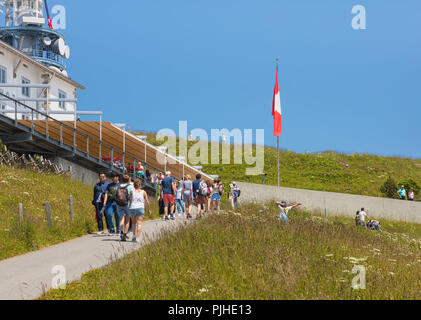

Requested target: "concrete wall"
[
  {"left": 53, "top": 157, "right": 98, "bottom": 186},
  {"left": 237, "top": 182, "right": 421, "bottom": 224}
]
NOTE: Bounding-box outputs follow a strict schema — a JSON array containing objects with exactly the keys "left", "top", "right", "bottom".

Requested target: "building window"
[
  {"left": 22, "top": 77, "right": 30, "bottom": 97},
  {"left": 58, "top": 90, "right": 66, "bottom": 109},
  {"left": 0, "top": 66, "right": 6, "bottom": 84}
]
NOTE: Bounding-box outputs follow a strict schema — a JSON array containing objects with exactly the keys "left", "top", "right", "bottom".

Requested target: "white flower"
[{"left": 198, "top": 288, "right": 208, "bottom": 294}]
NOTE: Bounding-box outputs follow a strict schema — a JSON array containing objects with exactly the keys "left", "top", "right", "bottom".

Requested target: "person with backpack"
[
  {"left": 116, "top": 175, "right": 134, "bottom": 241},
  {"left": 102, "top": 173, "right": 121, "bottom": 235},
  {"left": 161, "top": 171, "right": 177, "bottom": 221},
  {"left": 127, "top": 179, "right": 151, "bottom": 243},
  {"left": 183, "top": 175, "right": 194, "bottom": 219},
  {"left": 193, "top": 174, "right": 207, "bottom": 219},
  {"left": 92, "top": 173, "right": 109, "bottom": 235}
]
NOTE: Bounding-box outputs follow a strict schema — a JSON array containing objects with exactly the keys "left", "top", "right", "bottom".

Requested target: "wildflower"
[{"left": 198, "top": 288, "right": 208, "bottom": 294}]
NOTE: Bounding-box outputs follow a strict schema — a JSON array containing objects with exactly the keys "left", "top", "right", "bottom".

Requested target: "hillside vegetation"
[
  {"left": 0, "top": 166, "right": 161, "bottom": 261},
  {"left": 136, "top": 132, "right": 421, "bottom": 200},
  {"left": 41, "top": 202, "right": 421, "bottom": 300}
]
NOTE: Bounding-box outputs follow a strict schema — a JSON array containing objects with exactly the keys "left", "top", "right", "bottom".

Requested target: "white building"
[{"left": 0, "top": 0, "right": 84, "bottom": 121}]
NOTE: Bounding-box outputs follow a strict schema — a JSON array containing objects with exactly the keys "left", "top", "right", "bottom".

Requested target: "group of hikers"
[
  {"left": 355, "top": 208, "right": 382, "bottom": 231},
  {"left": 397, "top": 185, "right": 416, "bottom": 201},
  {"left": 92, "top": 171, "right": 243, "bottom": 241},
  {"left": 157, "top": 173, "right": 228, "bottom": 220},
  {"left": 92, "top": 173, "right": 152, "bottom": 242}
]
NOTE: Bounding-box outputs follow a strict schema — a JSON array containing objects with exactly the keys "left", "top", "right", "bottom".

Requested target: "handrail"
[{"left": 0, "top": 92, "right": 168, "bottom": 184}]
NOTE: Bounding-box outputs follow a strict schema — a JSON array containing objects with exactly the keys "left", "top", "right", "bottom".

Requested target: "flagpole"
[
  {"left": 276, "top": 58, "right": 280, "bottom": 187},
  {"left": 277, "top": 136, "right": 280, "bottom": 187}
]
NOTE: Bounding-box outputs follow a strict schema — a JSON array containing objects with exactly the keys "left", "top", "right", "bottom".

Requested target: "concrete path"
[{"left": 0, "top": 214, "right": 199, "bottom": 300}]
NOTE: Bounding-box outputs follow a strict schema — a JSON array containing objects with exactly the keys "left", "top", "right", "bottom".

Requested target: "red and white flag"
[{"left": 272, "top": 65, "right": 282, "bottom": 137}]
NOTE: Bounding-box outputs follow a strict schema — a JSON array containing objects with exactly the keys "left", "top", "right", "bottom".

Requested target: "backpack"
[
  {"left": 116, "top": 185, "right": 129, "bottom": 207},
  {"left": 218, "top": 184, "right": 225, "bottom": 196},
  {"left": 236, "top": 189, "right": 241, "bottom": 198},
  {"left": 199, "top": 181, "right": 208, "bottom": 196}
]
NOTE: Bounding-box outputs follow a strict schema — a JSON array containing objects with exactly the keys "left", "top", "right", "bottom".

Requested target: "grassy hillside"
[
  {"left": 41, "top": 202, "right": 421, "bottom": 300},
  {"left": 0, "top": 166, "right": 162, "bottom": 261},
  {"left": 136, "top": 131, "right": 421, "bottom": 200}
]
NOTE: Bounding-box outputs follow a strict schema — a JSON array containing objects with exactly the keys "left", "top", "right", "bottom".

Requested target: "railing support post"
[
  {"left": 31, "top": 109, "right": 34, "bottom": 133},
  {"left": 60, "top": 124, "right": 63, "bottom": 145},
  {"left": 14, "top": 101, "right": 17, "bottom": 125},
  {"left": 73, "top": 129, "right": 76, "bottom": 152},
  {"left": 87, "top": 136, "right": 90, "bottom": 156}
]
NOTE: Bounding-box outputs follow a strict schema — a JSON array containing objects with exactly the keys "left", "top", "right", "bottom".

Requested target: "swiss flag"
[{"left": 272, "top": 66, "right": 282, "bottom": 137}]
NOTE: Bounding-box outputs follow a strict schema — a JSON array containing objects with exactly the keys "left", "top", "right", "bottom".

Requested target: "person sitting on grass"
[
  {"left": 276, "top": 201, "right": 302, "bottom": 223},
  {"left": 371, "top": 220, "right": 382, "bottom": 231}
]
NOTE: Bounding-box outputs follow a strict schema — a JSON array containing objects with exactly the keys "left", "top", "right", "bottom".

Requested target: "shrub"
[{"left": 380, "top": 176, "right": 398, "bottom": 198}]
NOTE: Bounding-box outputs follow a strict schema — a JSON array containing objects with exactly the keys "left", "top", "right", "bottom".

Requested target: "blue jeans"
[
  {"left": 176, "top": 199, "right": 185, "bottom": 214},
  {"left": 105, "top": 202, "right": 120, "bottom": 232}
]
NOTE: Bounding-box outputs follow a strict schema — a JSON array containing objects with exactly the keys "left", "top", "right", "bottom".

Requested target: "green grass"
[
  {"left": 134, "top": 132, "right": 421, "bottom": 200},
  {"left": 40, "top": 202, "right": 421, "bottom": 300},
  {"left": 0, "top": 165, "right": 162, "bottom": 261}
]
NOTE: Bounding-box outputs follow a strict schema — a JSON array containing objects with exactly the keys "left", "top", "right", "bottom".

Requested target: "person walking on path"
[
  {"left": 205, "top": 180, "right": 212, "bottom": 214},
  {"left": 116, "top": 175, "right": 134, "bottom": 241},
  {"left": 232, "top": 182, "right": 241, "bottom": 209},
  {"left": 102, "top": 173, "right": 121, "bottom": 235},
  {"left": 128, "top": 179, "right": 151, "bottom": 243},
  {"left": 397, "top": 185, "right": 407, "bottom": 200},
  {"left": 276, "top": 201, "right": 302, "bottom": 223},
  {"left": 175, "top": 181, "right": 186, "bottom": 217},
  {"left": 161, "top": 171, "right": 177, "bottom": 221},
  {"left": 408, "top": 188, "right": 415, "bottom": 201},
  {"left": 92, "top": 173, "right": 109, "bottom": 235},
  {"left": 193, "top": 174, "right": 206, "bottom": 219},
  {"left": 183, "top": 175, "right": 194, "bottom": 219},
  {"left": 211, "top": 180, "right": 222, "bottom": 215}
]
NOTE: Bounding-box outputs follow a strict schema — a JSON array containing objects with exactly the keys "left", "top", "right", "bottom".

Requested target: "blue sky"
[{"left": 47, "top": 0, "right": 420, "bottom": 158}]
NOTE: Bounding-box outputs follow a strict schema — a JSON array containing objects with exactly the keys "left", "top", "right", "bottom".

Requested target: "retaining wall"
[
  {"left": 237, "top": 182, "right": 421, "bottom": 224},
  {"left": 53, "top": 157, "right": 99, "bottom": 186}
]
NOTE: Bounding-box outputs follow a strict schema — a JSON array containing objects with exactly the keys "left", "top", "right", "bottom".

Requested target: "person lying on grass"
[{"left": 276, "top": 201, "right": 302, "bottom": 223}]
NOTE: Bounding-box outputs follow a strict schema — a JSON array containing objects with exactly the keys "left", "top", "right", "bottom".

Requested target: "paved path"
[{"left": 0, "top": 214, "right": 198, "bottom": 300}]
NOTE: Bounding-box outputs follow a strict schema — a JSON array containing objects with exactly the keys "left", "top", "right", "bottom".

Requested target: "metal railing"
[{"left": 0, "top": 92, "right": 166, "bottom": 191}]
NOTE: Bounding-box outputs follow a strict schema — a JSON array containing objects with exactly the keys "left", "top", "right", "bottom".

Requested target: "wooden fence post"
[
  {"left": 44, "top": 202, "right": 52, "bottom": 228},
  {"left": 18, "top": 203, "right": 23, "bottom": 224},
  {"left": 69, "top": 195, "right": 74, "bottom": 223}
]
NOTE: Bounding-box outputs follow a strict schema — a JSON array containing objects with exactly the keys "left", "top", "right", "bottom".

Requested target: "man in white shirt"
[
  {"left": 359, "top": 208, "right": 368, "bottom": 228},
  {"left": 276, "top": 201, "right": 302, "bottom": 223}
]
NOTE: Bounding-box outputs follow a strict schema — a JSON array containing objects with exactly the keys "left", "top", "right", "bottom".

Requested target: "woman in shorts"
[
  {"left": 128, "top": 179, "right": 151, "bottom": 243},
  {"left": 211, "top": 180, "right": 221, "bottom": 215}
]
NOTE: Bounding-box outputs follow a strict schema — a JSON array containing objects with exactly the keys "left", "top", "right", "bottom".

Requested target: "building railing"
[{"left": 0, "top": 92, "right": 164, "bottom": 191}]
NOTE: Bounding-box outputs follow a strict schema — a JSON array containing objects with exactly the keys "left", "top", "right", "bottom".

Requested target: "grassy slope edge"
[{"left": 41, "top": 202, "right": 421, "bottom": 300}]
